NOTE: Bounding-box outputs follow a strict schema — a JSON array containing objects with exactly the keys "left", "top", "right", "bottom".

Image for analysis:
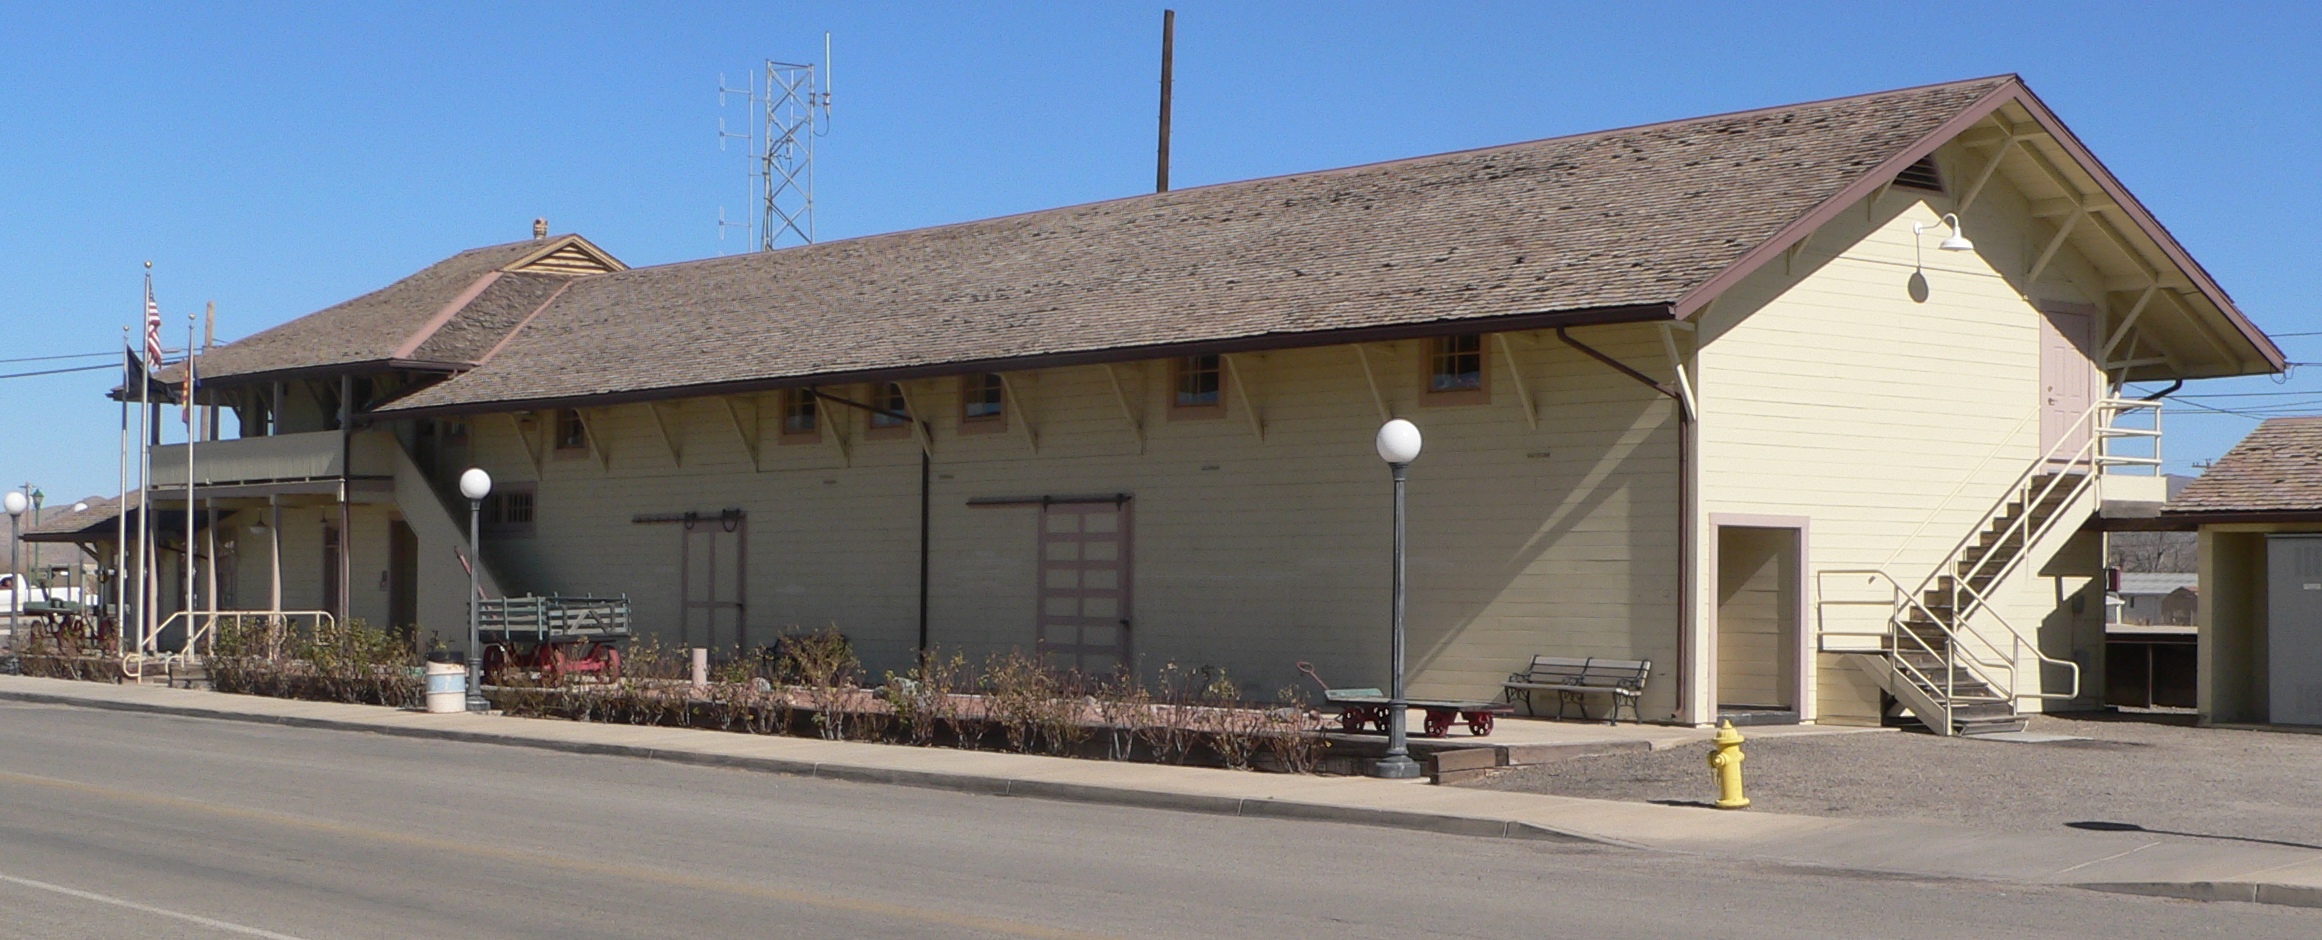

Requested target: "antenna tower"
[{"left": 720, "top": 35, "right": 833, "bottom": 251}]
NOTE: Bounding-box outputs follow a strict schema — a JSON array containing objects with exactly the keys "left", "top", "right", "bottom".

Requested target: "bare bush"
[{"left": 780, "top": 628, "right": 862, "bottom": 740}]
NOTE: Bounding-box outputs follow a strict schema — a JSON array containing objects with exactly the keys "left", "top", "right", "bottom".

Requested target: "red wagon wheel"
[
  {"left": 1422, "top": 709, "right": 1454, "bottom": 738},
  {"left": 1465, "top": 711, "right": 1495, "bottom": 737},
  {"left": 590, "top": 644, "right": 622, "bottom": 681},
  {"left": 1338, "top": 710, "right": 1368, "bottom": 733},
  {"left": 538, "top": 644, "right": 567, "bottom": 685}
]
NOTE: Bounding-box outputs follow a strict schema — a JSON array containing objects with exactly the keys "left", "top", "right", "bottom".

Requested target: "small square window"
[
  {"left": 1430, "top": 336, "right": 1483, "bottom": 392},
  {"left": 782, "top": 388, "right": 820, "bottom": 438},
  {"left": 961, "top": 374, "right": 1006, "bottom": 430},
  {"left": 554, "top": 409, "right": 588, "bottom": 451},
  {"left": 867, "top": 383, "right": 912, "bottom": 438},
  {"left": 483, "top": 487, "right": 536, "bottom": 539},
  {"left": 1171, "top": 356, "right": 1225, "bottom": 418}
]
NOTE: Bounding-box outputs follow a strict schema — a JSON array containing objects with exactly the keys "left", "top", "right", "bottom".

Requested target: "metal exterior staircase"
[{"left": 1822, "top": 398, "right": 2161, "bottom": 736}]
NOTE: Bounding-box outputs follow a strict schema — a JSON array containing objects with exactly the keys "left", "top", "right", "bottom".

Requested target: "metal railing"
[
  {"left": 1819, "top": 568, "right": 2015, "bottom": 734},
  {"left": 1816, "top": 397, "right": 2151, "bottom": 723},
  {"left": 122, "top": 609, "right": 338, "bottom": 683}
]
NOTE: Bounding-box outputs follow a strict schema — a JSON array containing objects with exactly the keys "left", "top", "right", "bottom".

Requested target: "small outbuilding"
[{"left": 2151, "top": 418, "right": 2322, "bottom": 724}]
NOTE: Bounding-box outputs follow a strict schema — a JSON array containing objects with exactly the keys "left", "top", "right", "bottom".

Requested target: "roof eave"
[
  {"left": 1670, "top": 76, "right": 2026, "bottom": 321},
  {"left": 1671, "top": 77, "right": 2286, "bottom": 377},
  {"left": 372, "top": 302, "right": 1675, "bottom": 419}
]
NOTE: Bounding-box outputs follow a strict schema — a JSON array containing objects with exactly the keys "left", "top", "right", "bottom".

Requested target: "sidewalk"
[{"left": 4, "top": 675, "right": 2319, "bottom": 910}]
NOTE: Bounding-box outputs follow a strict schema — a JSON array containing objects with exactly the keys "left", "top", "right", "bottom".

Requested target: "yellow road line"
[{"left": 0, "top": 768, "right": 1122, "bottom": 940}]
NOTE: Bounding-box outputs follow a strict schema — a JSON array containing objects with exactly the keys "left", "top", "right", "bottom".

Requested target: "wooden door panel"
[{"left": 1036, "top": 500, "right": 1131, "bottom": 675}]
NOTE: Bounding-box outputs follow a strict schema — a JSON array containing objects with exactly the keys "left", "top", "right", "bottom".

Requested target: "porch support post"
[{"left": 267, "top": 496, "right": 282, "bottom": 613}]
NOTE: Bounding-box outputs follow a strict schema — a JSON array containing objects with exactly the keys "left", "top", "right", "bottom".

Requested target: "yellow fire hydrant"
[{"left": 1708, "top": 719, "right": 1750, "bottom": 809}]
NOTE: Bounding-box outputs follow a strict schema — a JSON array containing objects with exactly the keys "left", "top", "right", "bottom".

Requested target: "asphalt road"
[{"left": 0, "top": 702, "right": 2313, "bottom": 939}]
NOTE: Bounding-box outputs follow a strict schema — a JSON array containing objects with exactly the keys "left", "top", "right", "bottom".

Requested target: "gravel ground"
[{"left": 1474, "top": 712, "right": 2322, "bottom": 848}]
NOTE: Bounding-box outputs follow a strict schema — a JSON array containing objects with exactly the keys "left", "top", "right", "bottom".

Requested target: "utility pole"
[{"left": 1157, "top": 10, "right": 1175, "bottom": 193}]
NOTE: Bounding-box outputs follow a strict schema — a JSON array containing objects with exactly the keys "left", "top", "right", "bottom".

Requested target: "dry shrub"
[
  {"left": 1138, "top": 663, "right": 1205, "bottom": 765},
  {"left": 781, "top": 628, "right": 862, "bottom": 740},
  {"left": 1262, "top": 685, "right": 1326, "bottom": 774},
  {"left": 207, "top": 616, "right": 420, "bottom": 708},
  {"left": 885, "top": 647, "right": 967, "bottom": 747},
  {"left": 983, "top": 649, "right": 1055, "bottom": 753},
  {"left": 1193, "top": 672, "right": 1267, "bottom": 771},
  {"left": 1091, "top": 671, "right": 1153, "bottom": 760}
]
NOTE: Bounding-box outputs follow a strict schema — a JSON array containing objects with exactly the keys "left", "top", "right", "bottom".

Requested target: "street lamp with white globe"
[
  {"left": 459, "top": 467, "right": 492, "bottom": 712},
  {"left": 1370, "top": 420, "right": 1424, "bottom": 779},
  {"left": 3, "top": 490, "right": 24, "bottom": 652}
]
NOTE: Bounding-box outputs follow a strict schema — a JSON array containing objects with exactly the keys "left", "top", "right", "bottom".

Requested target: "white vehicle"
[{"left": 0, "top": 574, "right": 84, "bottom": 613}]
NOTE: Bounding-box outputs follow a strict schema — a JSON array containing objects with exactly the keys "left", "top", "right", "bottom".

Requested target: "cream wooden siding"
[
  {"left": 1697, "top": 140, "right": 2113, "bottom": 723},
  {"left": 319, "top": 327, "right": 1692, "bottom": 711}
]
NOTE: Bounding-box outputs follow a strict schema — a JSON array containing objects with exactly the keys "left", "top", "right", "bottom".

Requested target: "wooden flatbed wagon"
[{"left": 479, "top": 595, "right": 631, "bottom": 684}]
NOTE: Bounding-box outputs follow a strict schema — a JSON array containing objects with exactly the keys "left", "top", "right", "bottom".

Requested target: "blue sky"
[{"left": 1, "top": 2, "right": 2316, "bottom": 502}]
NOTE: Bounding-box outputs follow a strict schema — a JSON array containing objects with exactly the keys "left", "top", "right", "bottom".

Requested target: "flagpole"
[
  {"left": 137, "top": 263, "right": 156, "bottom": 657},
  {"left": 116, "top": 330, "right": 130, "bottom": 657},
  {"left": 183, "top": 314, "right": 197, "bottom": 656}
]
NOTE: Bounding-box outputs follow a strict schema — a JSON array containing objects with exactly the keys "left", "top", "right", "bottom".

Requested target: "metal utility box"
[{"left": 2266, "top": 536, "right": 2322, "bottom": 725}]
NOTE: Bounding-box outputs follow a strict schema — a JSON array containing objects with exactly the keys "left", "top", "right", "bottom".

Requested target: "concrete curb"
[
  {"left": 0, "top": 688, "right": 1610, "bottom": 847},
  {"left": 2079, "top": 881, "right": 2322, "bottom": 909}
]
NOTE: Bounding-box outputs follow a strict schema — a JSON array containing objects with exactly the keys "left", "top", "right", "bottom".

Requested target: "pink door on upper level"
[{"left": 2040, "top": 304, "right": 2098, "bottom": 462}]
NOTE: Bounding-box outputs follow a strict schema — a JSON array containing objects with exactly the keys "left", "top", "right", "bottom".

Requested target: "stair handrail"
[
  {"left": 1822, "top": 568, "right": 2019, "bottom": 693},
  {"left": 1879, "top": 402, "right": 2044, "bottom": 570},
  {"left": 1913, "top": 395, "right": 2111, "bottom": 601},
  {"left": 1940, "top": 399, "right": 2161, "bottom": 629},
  {"left": 1900, "top": 398, "right": 2154, "bottom": 704},
  {"left": 1931, "top": 573, "right": 2083, "bottom": 701}
]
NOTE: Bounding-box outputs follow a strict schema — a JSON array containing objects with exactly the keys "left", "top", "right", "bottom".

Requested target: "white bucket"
[{"left": 425, "top": 658, "right": 468, "bottom": 714}]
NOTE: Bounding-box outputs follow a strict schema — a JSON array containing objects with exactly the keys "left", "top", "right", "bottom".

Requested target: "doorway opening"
[{"left": 1715, "top": 521, "right": 1805, "bottom": 725}]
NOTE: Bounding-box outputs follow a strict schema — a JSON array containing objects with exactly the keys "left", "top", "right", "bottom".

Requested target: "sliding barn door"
[
  {"left": 1037, "top": 500, "right": 1132, "bottom": 676},
  {"left": 680, "top": 513, "right": 747, "bottom": 652}
]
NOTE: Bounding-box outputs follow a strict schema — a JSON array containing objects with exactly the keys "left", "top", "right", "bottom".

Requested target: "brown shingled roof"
[
  {"left": 381, "top": 77, "right": 2016, "bottom": 414},
  {"left": 180, "top": 235, "right": 620, "bottom": 386},
  {"left": 2168, "top": 418, "right": 2322, "bottom": 515},
  {"left": 19, "top": 492, "right": 131, "bottom": 542}
]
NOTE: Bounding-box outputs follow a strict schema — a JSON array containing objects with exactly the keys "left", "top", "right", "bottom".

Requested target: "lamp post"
[
  {"left": 459, "top": 468, "right": 492, "bottom": 712},
  {"left": 1370, "top": 420, "right": 1424, "bottom": 779},
  {"left": 3, "top": 491, "right": 24, "bottom": 653}
]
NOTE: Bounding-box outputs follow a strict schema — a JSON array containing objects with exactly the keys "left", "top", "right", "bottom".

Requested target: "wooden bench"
[{"left": 1502, "top": 656, "right": 1651, "bottom": 724}]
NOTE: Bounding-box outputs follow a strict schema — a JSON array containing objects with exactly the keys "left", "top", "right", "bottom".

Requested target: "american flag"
[{"left": 143, "top": 276, "right": 164, "bottom": 367}]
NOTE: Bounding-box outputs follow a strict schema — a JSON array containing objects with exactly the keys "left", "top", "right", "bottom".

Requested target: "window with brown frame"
[
  {"left": 1424, "top": 334, "right": 1488, "bottom": 405},
  {"left": 554, "top": 409, "right": 588, "bottom": 451},
  {"left": 1171, "top": 355, "right": 1225, "bottom": 418},
  {"left": 866, "top": 382, "right": 912, "bottom": 439},
  {"left": 780, "top": 388, "right": 820, "bottom": 442},
  {"left": 960, "top": 373, "right": 1006, "bottom": 432}
]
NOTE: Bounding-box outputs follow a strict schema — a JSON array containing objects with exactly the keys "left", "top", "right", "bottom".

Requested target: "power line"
[
  {"left": 0, "top": 363, "right": 119, "bottom": 380},
  {"left": 0, "top": 351, "right": 118, "bottom": 365}
]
